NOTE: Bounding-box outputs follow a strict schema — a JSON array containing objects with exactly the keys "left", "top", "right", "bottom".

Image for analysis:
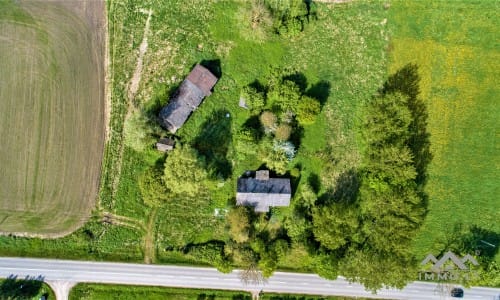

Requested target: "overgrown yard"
[
  {"left": 387, "top": 1, "right": 500, "bottom": 265},
  {"left": 0, "top": 1, "right": 106, "bottom": 235}
]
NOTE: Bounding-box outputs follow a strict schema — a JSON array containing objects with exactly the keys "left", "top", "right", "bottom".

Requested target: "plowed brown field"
[{"left": 0, "top": 0, "right": 106, "bottom": 236}]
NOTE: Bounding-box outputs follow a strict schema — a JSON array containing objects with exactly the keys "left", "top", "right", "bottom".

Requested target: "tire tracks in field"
[
  {"left": 101, "top": 212, "right": 146, "bottom": 233},
  {"left": 143, "top": 208, "right": 158, "bottom": 264},
  {"left": 105, "top": 7, "right": 157, "bottom": 264}
]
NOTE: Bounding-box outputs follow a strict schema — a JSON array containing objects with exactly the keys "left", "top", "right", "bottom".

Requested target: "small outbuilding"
[
  {"left": 236, "top": 170, "right": 291, "bottom": 213},
  {"left": 155, "top": 137, "right": 175, "bottom": 152},
  {"left": 158, "top": 64, "right": 218, "bottom": 133}
]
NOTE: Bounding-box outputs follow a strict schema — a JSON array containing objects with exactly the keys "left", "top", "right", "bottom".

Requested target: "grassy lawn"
[
  {"left": 387, "top": 1, "right": 500, "bottom": 262},
  {"left": 0, "top": 0, "right": 105, "bottom": 235}
]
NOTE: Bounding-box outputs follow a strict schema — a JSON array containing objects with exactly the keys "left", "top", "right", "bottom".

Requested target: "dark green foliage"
[
  {"left": 339, "top": 250, "right": 418, "bottom": 291},
  {"left": 336, "top": 82, "right": 428, "bottom": 291},
  {"left": 312, "top": 202, "right": 360, "bottom": 251},
  {"left": 382, "top": 64, "right": 431, "bottom": 187},
  {"left": 193, "top": 110, "right": 233, "bottom": 179},
  {"left": 185, "top": 242, "right": 233, "bottom": 273},
  {"left": 312, "top": 252, "right": 339, "bottom": 280},
  {"left": 0, "top": 276, "right": 44, "bottom": 299}
]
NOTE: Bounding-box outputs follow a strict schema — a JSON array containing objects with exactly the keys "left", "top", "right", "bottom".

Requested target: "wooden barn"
[
  {"left": 236, "top": 170, "right": 291, "bottom": 213},
  {"left": 158, "top": 64, "right": 218, "bottom": 133}
]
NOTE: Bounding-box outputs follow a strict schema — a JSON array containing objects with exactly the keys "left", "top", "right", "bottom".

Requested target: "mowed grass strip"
[
  {"left": 0, "top": 1, "right": 105, "bottom": 235},
  {"left": 387, "top": 1, "right": 500, "bottom": 260}
]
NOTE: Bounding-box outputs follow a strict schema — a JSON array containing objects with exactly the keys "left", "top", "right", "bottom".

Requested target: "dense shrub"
[
  {"left": 296, "top": 96, "right": 321, "bottom": 125},
  {"left": 275, "top": 124, "right": 292, "bottom": 141},
  {"left": 241, "top": 85, "right": 265, "bottom": 113},
  {"left": 138, "top": 167, "right": 169, "bottom": 207},
  {"left": 163, "top": 144, "right": 208, "bottom": 197},
  {"left": 260, "top": 111, "right": 278, "bottom": 130}
]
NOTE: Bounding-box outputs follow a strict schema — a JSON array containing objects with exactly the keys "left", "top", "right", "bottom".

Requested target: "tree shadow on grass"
[
  {"left": 193, "top": 109, "right": 232, "bottom": 179},
  {"left": 0, "top": 275, "right": 45, "bottom": 299},
  {"left": 200, "top": 59, "right": 222, "bottom": 79},
  {"left": 283, "top": 72, "right": 308, "bottom": 92},
  {"left": 306, "top": 80, "right": 331, "bottom": 107},
  {"left": 316, "top": 169, "right": 359, "bottom": 207},
  {"left": 436, "top": 223, "right": 500, "bottom": 265},
  {"left": 241, "top": 115, "right": 264, "bottom": 142}
]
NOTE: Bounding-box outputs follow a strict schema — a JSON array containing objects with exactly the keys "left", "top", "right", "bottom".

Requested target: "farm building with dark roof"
[
  {"left": 236, "top": 170, "right": 291, "bottom": 213},
  {"left": 159, "top": 64, "right": 218, "bottom": 133}
]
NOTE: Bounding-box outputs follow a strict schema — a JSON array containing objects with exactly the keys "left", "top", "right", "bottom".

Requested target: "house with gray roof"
[
  {"left": 159, "top": 64, "right": 218, "bottom": 133},
  {"left": 236, "top": 170, "right": 291, "bottom": 213}
]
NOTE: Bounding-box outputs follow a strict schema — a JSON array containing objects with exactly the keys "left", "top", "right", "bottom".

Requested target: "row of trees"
[{"left": 306, "top": 65, "right": 429, "bottom": 291}]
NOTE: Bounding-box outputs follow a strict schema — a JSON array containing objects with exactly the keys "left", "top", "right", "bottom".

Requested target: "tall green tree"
[
  {"left": 344, "top": 91, "right": 426, "bottom": 290},
  {"left": 312, "top": 202, "right": 361, "bottom": 251},
  {"left": 163, "top": 144, "right": 208, "bottom": 197}
]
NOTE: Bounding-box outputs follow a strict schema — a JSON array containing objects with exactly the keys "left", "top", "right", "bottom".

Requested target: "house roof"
[
  {"left": 236, "top": 172, "right": 291, "bottom": 212},
  {"left": 158, "top": 64, "right": 218, "bottom": 133}
]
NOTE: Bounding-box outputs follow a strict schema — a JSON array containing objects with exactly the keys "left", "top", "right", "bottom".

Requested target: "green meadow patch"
[{"left": 388, "top": 1, "right": 500, "bottom": 263}]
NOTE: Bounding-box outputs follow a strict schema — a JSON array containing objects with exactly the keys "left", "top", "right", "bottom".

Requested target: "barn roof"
[
  {"left": 158, "top": 64, "right": 218, "bottom": 133},
  {"left": 236, "top": 171, "right": 291, "bottom": 212},
  {"left": 186, "top": 64, "right": 218, "bottom": 96}
]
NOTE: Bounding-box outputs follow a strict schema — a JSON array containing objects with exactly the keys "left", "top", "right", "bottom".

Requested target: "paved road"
[{"left": 0, "top": 257, "right": 499, "bottom": 300}]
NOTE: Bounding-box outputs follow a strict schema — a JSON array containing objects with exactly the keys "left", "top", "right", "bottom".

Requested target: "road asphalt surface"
[{"left": 0, "top": 257, "right": 499, "bottom": 300}]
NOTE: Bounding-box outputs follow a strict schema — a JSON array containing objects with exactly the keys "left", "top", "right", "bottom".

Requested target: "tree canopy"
[{"left": 163, "top": 144, "right": 208, "bottom": 197}]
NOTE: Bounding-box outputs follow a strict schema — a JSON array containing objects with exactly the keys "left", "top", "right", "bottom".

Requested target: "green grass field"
[
  {"left": 387, "top": 1, "right": 500, "bottom": 262},
  {"left": 70, "top": 284, "right": 252, "bottom": 300},
  {"left": 0, "top": 1, "right": 106, "bottom": 235}
]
